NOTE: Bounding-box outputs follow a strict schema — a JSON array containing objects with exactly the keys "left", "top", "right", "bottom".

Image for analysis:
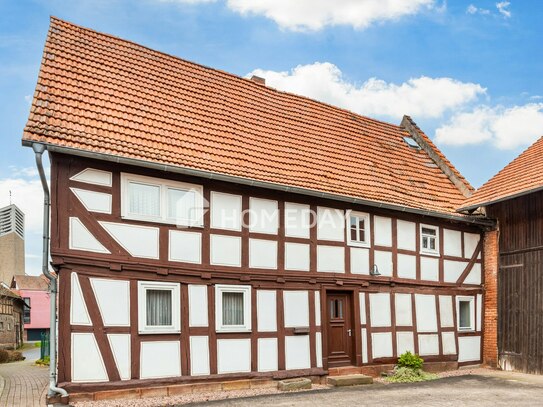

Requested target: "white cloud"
[
  {"left": 496, "top": 1, "right": 511, "bottom": 18},
  {"left": 466, "top": 4, "right": 490, "bottom": 15},
  {"left": 435, "top": 103, "right": 543, "bottom": 149},
  {"left": 248, "top": 62, "right": 485, "bottom": 120}
]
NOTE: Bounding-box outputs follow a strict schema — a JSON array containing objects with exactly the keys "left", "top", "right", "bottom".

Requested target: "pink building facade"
[{"left": 11, "top": 275, "right": 50, "bottom": 341}]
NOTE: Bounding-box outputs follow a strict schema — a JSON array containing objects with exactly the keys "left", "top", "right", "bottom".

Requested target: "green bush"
[
  {"left": 397, "top": 351, "right": 424, "bottom": 370},
  {"left": 36, "top": 356, "right": 50, "bottom": 366},
  {"left": 386, "top": 367, "right": 438, "bottom": 383}
]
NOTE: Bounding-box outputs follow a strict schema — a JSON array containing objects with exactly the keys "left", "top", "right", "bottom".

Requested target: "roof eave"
[
  {"left": 23, "top": 140, "right": 494, "bottom": 227},
  {"left": 458, "top": 184, "right": 543, "bottom": 213}
]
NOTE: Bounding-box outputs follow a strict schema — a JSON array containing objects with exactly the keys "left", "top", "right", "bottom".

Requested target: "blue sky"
[{"left": 1, "top": 0, "right": 542, "bottom": 275}]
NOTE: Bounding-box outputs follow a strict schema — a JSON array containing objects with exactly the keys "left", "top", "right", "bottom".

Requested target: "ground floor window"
[
  {"left": 457, "top": 296, "right": 475, "bottom": 331},
  {"left": 138, "top": 281, "right": 181, "bottom": 334},
  {"left": 215, "top": 284, "right": 251, "bottom": 332}
]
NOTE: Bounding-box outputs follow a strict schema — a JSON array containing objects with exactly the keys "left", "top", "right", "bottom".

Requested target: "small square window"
[
  {"left": 346, "top": 211, "right": 370, "bottom": 247},
  {"left": 420, "top": 224, "right": 439, "bottom": 255},
  {"left": 215, "top": 285, "right": 251, "bottom": 332},
  {"left": 138, "top": 281, "right": 181, "bottom": 334},
  {"left": 457, "top": 296, "right": 475, "bottom": 331}
]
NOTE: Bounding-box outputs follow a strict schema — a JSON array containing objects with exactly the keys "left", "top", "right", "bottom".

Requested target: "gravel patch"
[{"left": 73, "top": 384, "right": 330, "bottom": 407}]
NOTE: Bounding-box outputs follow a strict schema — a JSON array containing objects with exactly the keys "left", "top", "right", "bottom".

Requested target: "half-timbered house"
[
  {"left": 460, "top": 136, "right": 543, "bottom": 375},
  {"left": 23, "top": 18, "right": 497, "bottom": 398}
]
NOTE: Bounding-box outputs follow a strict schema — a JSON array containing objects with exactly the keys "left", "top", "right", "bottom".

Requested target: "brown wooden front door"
[{"left": 326, "top": 292, "right": 355, "bottom": 367}]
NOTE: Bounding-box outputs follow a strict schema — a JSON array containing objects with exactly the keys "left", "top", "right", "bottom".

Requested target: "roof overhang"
[
  {"left": 24, "top": 140, "right": 495, "bottom": 227},
  {"left": 458, "top": 185, "right": 543, "bottom": 213}
]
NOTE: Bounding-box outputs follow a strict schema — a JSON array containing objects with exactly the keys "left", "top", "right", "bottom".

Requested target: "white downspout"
[{"left": 32, "top": 143, "right": 69, "bottom": 401}]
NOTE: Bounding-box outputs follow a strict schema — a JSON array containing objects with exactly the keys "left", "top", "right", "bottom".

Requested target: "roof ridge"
[{"left": 48, "top": 16, "right": 404, "bottom": 132}]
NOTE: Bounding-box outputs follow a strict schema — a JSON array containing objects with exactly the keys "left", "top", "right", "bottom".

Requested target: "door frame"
[{"left": 321, "top": 286, "right": 362, "bottom": 369}]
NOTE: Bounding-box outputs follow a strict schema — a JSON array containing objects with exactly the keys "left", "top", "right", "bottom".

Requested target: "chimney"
[{"left": 250, "top": 75, "right": 266, "bottom": 85}]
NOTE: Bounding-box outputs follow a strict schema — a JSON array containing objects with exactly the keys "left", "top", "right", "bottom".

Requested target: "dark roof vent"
[{"left": 250, "top": 75, "right": 266, "bottom": 85}]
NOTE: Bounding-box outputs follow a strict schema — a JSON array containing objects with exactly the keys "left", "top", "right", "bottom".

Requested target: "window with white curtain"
[
  {"left": 138, "top": 281, "right": 181, "bottom": 334},
  {"left": 121, "top": 173, "right": 203, "bottom": 226},
  {"left": 215, "top": 285, "right": 251, "bottom": 332}
]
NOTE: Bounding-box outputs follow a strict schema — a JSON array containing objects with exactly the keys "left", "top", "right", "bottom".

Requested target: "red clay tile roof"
[
  {"left": 460, "top": 136, "right": 543, "bottom": 211},
  {"left": 11, "top": 275, "right": 49, "bottom": 291},
  {"left": 23, "top": 18, "right": 473, "bottom": 216}
]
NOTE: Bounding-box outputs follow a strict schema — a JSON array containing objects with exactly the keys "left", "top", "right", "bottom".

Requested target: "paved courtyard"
[
  {"left": 0, "top": 346, "right": 48, "bottom": 407},
  {"left": 200, "top": 372, "right": 543, "bottom": 407}
]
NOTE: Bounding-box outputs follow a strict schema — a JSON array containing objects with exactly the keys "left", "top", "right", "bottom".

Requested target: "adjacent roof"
[
  {"left": 11, "top": 275, "right": 49, "bottom": 291},
  {"left": 0, "top": 285, "right": 22, "bottom": 300},
  {"left": 460, "top": 136, "right": 543, "bottom": 211},
  {"left": 23, "top": 18, "right": 474, "bottom": 217}
]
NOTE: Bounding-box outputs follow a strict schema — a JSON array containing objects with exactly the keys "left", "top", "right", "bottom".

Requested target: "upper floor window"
[
  {"left": 457, "top": 296, "right": 475, "bottom": 331},
  {"left": 23, "top": 298, "right": 31, "bottom": 324},
  {"left": 346, "top": 211, "right": 370, "bottom": 247},
  {"left": 420, "top": 224, "right": 439, "bottom": 255},
  {"left": 121, "top": 173, "right": 204, "bottom": 226}
]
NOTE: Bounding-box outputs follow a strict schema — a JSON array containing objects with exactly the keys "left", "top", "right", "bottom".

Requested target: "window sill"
[
  {"left": 420, "top": 250, "right": 440, "bottom": 257},
  {"left": 347, "top": 241, "right": 370, "bottom": 249},
  {"left": 215, "top": 328, "right": 252, "bottom": 334},
  {"left": 138, "top": 330, "right": 181, "bottom": 335},
  {"left": 122, "top": 214, "right": 203, "bottom": 228}
]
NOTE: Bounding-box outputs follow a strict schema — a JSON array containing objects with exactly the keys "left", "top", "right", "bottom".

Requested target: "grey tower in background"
[{"left": 0, "top": 204, "right": 25, "bottom": 284}]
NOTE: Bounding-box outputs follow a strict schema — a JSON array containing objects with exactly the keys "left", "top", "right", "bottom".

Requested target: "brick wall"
[{"left": 482, "top": 228, "right": 499, "bottom": 367}]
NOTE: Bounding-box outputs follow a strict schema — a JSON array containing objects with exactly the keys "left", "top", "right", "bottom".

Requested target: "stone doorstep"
[
  {"left": 63, "top": 378, "right": 278, "bottom": 404},
  {"left": 327, "top": 374, "right": 373, "bottom": 387},
  {"left": 278, "top": 377, "right": 312, "bottom": 391}
]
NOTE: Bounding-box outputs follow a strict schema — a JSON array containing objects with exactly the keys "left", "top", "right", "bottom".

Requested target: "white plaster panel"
[
  {"left": 249, "top": 197, "right": 278, "bottom": 234},
  {"left": 359, "top": 292, "right": 366, "bottom": 325},
  {"left": 372, "top": 332, "right": 393, "bottom": 359},
  {"left": 249, "top": 239, "right": 278, "bottom": 269},
  {"left": 374, "top": 216, "right": 392, "bottom": 247},
  {"left": 369, "top": 293, "right": 391, "bottom": 328},
  {"left": 169, "top": 230, "right": 202, "bottom": 264},
  {"left": 258, "top": 338, "right": 278, "bottom": 372},
  {"left": 458, "top": 336, "right": 481, "bottom": 362},
  {"left": 217, "top": 339, "right": 251, "bottom": 374},
  {"left": 477, "top": 294, "right": 483, "bottom": 331},
  {"left": 70, "top": 272, "right": 91, "bottom": 326},
  {"left": 257, "top": 290, "right": 277, "bottom": 332},
  {"left": 190, "top": 336, "right": 210, "bottom": 376},
  {"left": 70, "top": 217, "right": 110, "bottom": 254},
  {"left": 284, "top": 242, "right": 310, "bottom": 271},
  {"left": 90, "top": 278, "right": 130, "bottom": 326},
  {"left": 444, "top": 260, "right": 469, "bottom": 283},
  {"left": 188, "top": 285, "right": 208, "bottom": 327},
  {"left": 396, "top": 332, "right": 415, "bottom": 355},
  {"left": 420, "top": 256, "right": 439, "bottom": 281},
  {"left": 70, "top": 168, "right": 112, "bottom": 187},
  {"left": 100, "top": 221, "right": 158, "bottom": 259},
  {"left": 283, "top": 291, "right": 309, "bottom": 327},
  {"left": 439, "top": 295, "right": 454, "bottom": 328},
  {"left": 397, "top": 254, "right": 416, "bottom": 279},
  {"left": 285, "top": 335, "right": 311, "bottom": 370},
  {"left": 210, "top": 191, "right": 242, "bottom": 231},
  {"left": 71, "top": 188, "right": 112, "bottom": 214},
  {"left": 316, "top": 332, "right": 323, "bottom": 368},
  {"left": 71, "top": 333, "right": 108, "bottom": 382},
  {"left": 374, "top": 250, "right": 393, "bottom": 277},
  {"left": 317, "top": 245, "right": 345, "bottom": 273},
  {"left": 442, "top": 332, "right": 457, "bottom": 355},
  {"left": 397, "top": 220, "right": 416, "bottom": 251},
  {"left": 464, "top": 233, "right": 481, "bottom": 259},
  {"left": 315, "top": 291, "right": 321, "bottom": 326},
  {"left": 418, "top": 334, "right": 439, "bottom": 356},
  {"left": 210, "top": 234, "right": 241, "bottom": 267},
  {"left": 443, "top": 229, "right": 462, "bottom": 257},
  {"left": 140, "top": 341, "right": 181, "bottom": 379},
  {"left": 464, "top": 263, "right": 482, "bottom": 285},
  {"left": 316, "top": 207, "right": 344, "bottom": 242},
  {"left": 350, "top": 247, "right": 369, "bottom": 275},
  {"left": 361, "top": 328, "right": 368, "bottom": 363},
  {"left": 284, "top": 202, "right": 311, "bottom": 239},
  {"left": 108, "top": 334, "right": 131, "bottom": 380},
  {"left": 395, "top": 293, "right": 412, "bottom": 326},
  {"left": 415, "top": 294, "right": 438, "bottom": 332}
]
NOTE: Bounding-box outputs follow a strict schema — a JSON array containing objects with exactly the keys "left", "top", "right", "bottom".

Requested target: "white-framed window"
[
  {"left": 420, "top": 224, "right": 439, "bottom": 255},
  {"left": 138, "top": 281, "right": 181, "bottom": 334},
  {"left": 121, "top": 173, "right": 204, "bottom": 226},
  {"left": 215, "top": 284, "right": 251, "bottom": 333},
  {"left": 346, "top": 211, "right": 370, "bottom": 247},
  {"left": 456, "top": 296, "right": 475, "bottom": 331}
]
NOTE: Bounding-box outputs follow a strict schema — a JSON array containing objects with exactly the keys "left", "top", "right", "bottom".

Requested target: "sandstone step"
[
  {"left": 327, "top": 374, "right": 373, "bottom": 387},
  {"left": 278, "top": 377, "right": 312, "bottom": 391},
  {"left": 328, "top": 366, "right": 364, "bottom": 376}
]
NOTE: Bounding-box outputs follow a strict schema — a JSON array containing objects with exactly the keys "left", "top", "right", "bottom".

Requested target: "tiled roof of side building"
[
  {"left": 12, "top": 275, "right": 50, "bottom": 291},
  {"left": 23, "top": 17, "right": 474, "bottom": 217},
  {"left": 460, "top": 136, "right": 543, "bottom": 211}
]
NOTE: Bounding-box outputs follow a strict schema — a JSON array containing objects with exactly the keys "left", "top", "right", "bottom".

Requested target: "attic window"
[{"left": 403, "top": 137, "right": 421, "bottom": 150}]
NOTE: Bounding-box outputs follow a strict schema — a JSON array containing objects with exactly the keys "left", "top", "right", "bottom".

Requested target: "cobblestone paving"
[{"left": 0, "top": 348, "right": 48, "bottom": 407}]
